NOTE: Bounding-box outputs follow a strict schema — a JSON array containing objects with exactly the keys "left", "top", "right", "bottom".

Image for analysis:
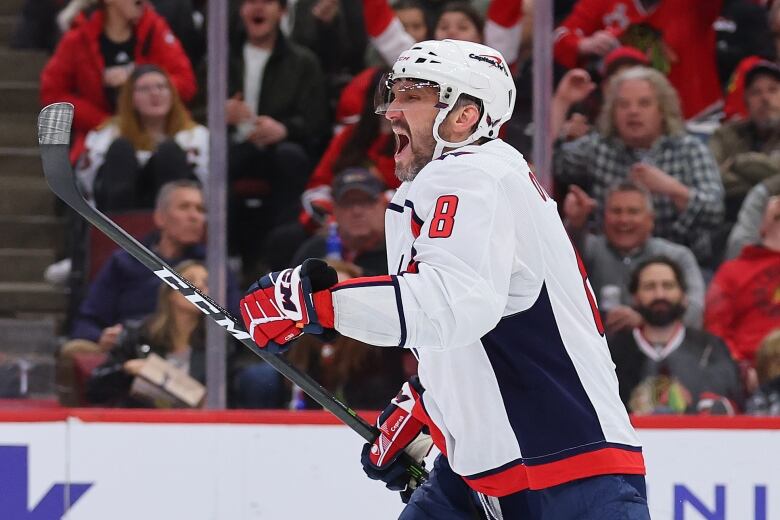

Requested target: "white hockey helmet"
[{"left": 376, "top": 39, "right": 516, "bottom": 157}]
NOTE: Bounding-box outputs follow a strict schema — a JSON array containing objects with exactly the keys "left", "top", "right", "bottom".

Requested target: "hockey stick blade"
[{"left": 38, "top": 103, "right": 427, "bottom": 486}]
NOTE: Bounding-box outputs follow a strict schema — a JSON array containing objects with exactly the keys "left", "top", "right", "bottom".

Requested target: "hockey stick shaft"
[{"left": 38, "top": 103, "right": 427, "bottom": 484}]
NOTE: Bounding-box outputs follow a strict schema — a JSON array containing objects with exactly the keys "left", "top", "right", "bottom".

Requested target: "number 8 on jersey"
[{"left": 429, "top": 195, "right": 459, "bottom": 238}]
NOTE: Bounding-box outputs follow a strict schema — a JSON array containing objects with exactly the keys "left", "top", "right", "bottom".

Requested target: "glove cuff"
[{"left": 312, "top": 289, "right": 335, "bottom": 329}]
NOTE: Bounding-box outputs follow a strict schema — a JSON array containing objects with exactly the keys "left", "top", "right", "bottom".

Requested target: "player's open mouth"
[{"left": 394, "top": 132, "right": 410, "bottom": 158}]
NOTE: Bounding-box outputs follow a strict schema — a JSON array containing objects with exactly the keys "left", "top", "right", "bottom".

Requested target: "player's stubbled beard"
[{"left": 392, "top": 119, "right": 437, "bottom": 182}]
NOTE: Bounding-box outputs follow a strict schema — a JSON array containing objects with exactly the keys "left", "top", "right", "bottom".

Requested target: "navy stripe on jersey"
[
  {"left": 387, "top": 202, "right": 404, "bottom": 213},
  {"left": 392, "top": 276, "right": 407, "bottom": 347},
  {"left": 480, "top": 283, "right": 605, "bottom": 461},
  {"left": 403, "top": 200, "right": 425, "bottom": 226}
]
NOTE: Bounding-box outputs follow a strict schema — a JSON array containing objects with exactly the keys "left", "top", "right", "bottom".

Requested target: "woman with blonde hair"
[
  {"left": 76, "top": 64, "right": 208, "bottom": 211},
  {"left": 86, "top": 260, "right": 209, "bottom": 407}
]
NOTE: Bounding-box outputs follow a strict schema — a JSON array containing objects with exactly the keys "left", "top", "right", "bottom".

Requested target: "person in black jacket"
[{"left": 225, "top": 0, "right": 332, "bottom": 277}]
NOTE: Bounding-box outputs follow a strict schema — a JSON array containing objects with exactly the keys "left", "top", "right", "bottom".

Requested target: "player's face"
[
  {"left": 434, "top": 11, "right": 481, "bottom": 43},
  {"left": 613, "top": 79, "right": 664, "bottom": 149},
  {"left": 633, "top": 263, "right": 686, "bottom": 327},
  {"left": 156, "top": 187, "right": 206, "bottom": 247},
  {"left": 132, "top": 72, "right": 172, "bottom": 121},
  {"left": 745, "top": 75, "right": 780, "bottom": 130},
  {"left": 603, "top": 191, "right": 654, "bottom": 253},
  {"left": 384, "top": 80, "right": 440, "bottom": 181},
  {"left": 333, "top": 190, "right": 386, "bottom": 247},
  {"left": 241, "top": 0, "right": 284, "bottom": 45},
  {"left": 397, "top": 7, "right": 428, "bottom": 43}
]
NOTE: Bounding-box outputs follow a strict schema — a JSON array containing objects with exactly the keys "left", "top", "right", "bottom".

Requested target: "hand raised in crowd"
[
  {"left": 577, "top": 30, "right": 620, "bottom": 57},
  {"left": 103, "top": 65, "right": 133, "bottom": 87},
  {"left": 248, "top": 115, "right": 288, "bottom": 147},
  {"left": 563, "top": 184, "right": 597, "bottom": 232},
  {"left": 123, "top": 358, "right": 147, "bottom": 377},
  {"left": 554, "top": 68, "right": 596, "bottom": 107},
  {"left": 226, "top": 93, "right": 254, "bottom": 126},
  {"left": 561, "top": 113, "right": 591, "bottom": 141},
  {"left": 630, "top": 162, "right": 689, "bottom": 210},
  {"left": 311, "top": 0, "right": 340, "bottom": 24},
  {"left": 604, "top": 305, "right": 643, "bottom": 334},
  {"left": 97, "top": 323, "right": 123, "bottom": 351}
]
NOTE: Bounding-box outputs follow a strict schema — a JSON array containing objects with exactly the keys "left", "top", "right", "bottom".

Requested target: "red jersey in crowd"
[
  {"left": 554, "top": 0, "right": 723, "bottom": 119},
  {"left": 40, "top": 5, "right": 196, "bottom": 162},
  {"left": 705, "top": 245, "right": 780, "bottom": 363}
]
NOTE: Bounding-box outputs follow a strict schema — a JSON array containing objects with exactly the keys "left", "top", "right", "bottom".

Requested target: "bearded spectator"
[{"left": 609, "top": 257, "right": 741, "bottom": 415}]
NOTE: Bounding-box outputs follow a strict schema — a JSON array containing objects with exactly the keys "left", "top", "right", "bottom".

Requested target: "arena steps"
[
  {"left": 0, "top": 249, "right": 56, "bottom": 283},
  {"left": 0, "top": 9, "right": 64, "bottom": 399},
  {"left": 0, "top": 80, "right": 41, "bottom": 113},
  {"left": 0, "top": 0, "right": 23, "bottom": 17},
  {"left": 0, "top": 175, "right": 55, "bottom": 216},
  {"left": 0, "top": 16, "right": 15, "bottom": 46},
  {"left": 0, "top": 49, "right": 48, "bottom": 83}
]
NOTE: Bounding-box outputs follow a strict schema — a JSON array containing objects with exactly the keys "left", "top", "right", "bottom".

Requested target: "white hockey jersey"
[{"left": 330, "top": 139, "right": 644, "bottom": 496}]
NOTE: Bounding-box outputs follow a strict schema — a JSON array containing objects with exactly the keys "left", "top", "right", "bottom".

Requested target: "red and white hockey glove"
[
  {"left": 361, "top": 376, "right": 433, "bottom": 496},
  {"left": 240, "top": 259, "right": 338, "bottom": 353}
]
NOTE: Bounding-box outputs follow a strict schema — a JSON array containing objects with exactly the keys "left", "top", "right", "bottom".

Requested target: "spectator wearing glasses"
[{"left": 292, "top": 168, "right": 388, "bottom": 276}]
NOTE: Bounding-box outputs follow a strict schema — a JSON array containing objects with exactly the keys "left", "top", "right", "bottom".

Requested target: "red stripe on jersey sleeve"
[{"left": 331, "top": 275, "right": 395, "bottom": 290}]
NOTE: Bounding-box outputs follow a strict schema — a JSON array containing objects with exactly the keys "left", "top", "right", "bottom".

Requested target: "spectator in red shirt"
[
  {"left": 706, "top": 195, "right": 780, "bottom": 364},
  {"left": 40, "top": 0, "right": 196, "bottom": 163},
  {"left": 553, "top": 0, "right": 723, "bottom": 120}
]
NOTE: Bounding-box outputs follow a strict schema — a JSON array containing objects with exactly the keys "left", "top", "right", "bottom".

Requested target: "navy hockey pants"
[{"left": 399, "top": 455, "right": 650, "bottom": 520}]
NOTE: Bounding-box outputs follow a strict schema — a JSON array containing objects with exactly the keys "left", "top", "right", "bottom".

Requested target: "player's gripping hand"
[
  {"left": 240, "top": 259, "right": 338, "bottom": 353},
  {"left": 361, "top": 377, "right": 433, "bottom": 501}
]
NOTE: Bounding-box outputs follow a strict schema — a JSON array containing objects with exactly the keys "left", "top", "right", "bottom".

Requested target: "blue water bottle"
[{"left": 325, "top": 220, "right": 342, "bottom": 260}]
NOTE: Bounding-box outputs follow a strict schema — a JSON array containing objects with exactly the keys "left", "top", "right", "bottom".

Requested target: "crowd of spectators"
[{"left": 26, "top": 0, "right": 780, "bottom": 414}]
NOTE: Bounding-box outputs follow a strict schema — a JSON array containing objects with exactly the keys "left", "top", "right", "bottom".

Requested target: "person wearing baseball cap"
[
  {"left": 292, "top": 168, "right": 389, "bottom": 276},
  {"left": 711, "top": 58, "right": 780, "bottom": 223}
]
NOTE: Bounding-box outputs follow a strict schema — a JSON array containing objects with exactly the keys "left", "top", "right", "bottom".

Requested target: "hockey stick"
[{"left": 38, "top": 102, "right": 427, "bottom": 486}]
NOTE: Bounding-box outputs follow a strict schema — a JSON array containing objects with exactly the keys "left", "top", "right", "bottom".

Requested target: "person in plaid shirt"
[{"left": 554, "top": 66, "right": 724, "bottom": 264}]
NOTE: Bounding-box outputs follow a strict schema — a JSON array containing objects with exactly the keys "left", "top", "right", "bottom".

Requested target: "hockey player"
[{"left": 240, "top": 39, "right": 650, "bottom": 519}]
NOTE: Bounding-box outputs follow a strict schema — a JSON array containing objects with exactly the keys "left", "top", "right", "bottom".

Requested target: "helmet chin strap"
[{"left": 431, "top": 107, "right": 483, "bottom": 160}]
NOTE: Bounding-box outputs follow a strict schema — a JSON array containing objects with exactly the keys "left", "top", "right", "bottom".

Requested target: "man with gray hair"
[
  {"left": 57, "top": 181, "right": 243, "bottom": 405},
  {"left": 554, "top": 66, "right": 724, "bottom": 263},
  {"left": 564, "top": 181, "right": 705, "bottom": 334}
]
